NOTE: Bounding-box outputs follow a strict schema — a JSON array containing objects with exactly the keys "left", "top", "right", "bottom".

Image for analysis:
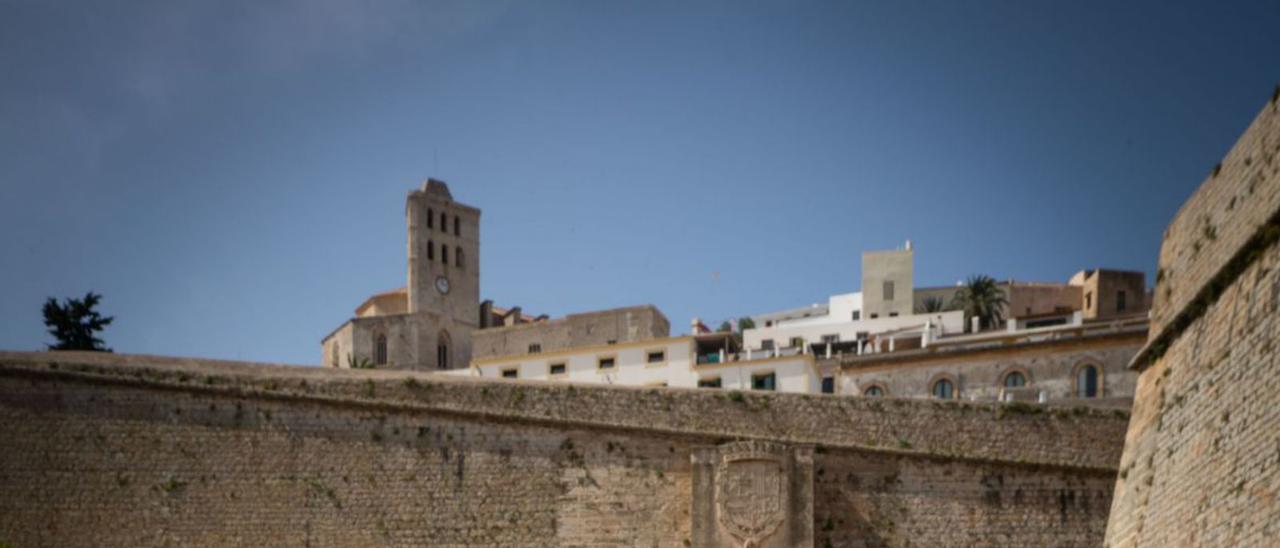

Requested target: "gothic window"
[
  {"left": 1003, "top": 371, "right": 1026, "bottom": 388},
  {"left": 375, "top": 334, "right": 387, "bottom": 365},
  {"left": 442, "top": 245, "right": 449, "bottom": 265},
  {"left": 932, "top": 378, "right": 955, "bottom": 399},
  {"left": 427, "top": 240, "right": 434, "bottom": 260},
  {"left": 1077, "top": 364, "right": 1099, "bottom": 398},
  {"left": 456, "top": 247, "right": 464, "bottom": 269},
  {"left": 436, "top": 330, "right": 451, "bottom": 370},
  {"left": 427, "top": 208, "right": 434, "bottom": 229},
  {"left": 453, "top": 216, "right": 460, "bottom": 235}
]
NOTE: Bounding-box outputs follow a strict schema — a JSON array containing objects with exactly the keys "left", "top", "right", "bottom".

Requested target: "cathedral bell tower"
[{"left": 406, "top": 179, "right": 480, "bottom": 369}]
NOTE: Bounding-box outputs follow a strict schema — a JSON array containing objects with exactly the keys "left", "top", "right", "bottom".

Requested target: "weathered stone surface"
[
  {"left": 0, "top": 350, "right": 1123, "bottom": 546},
  {"left": 1105, "top": 93, "right": 1280, "bottom": 546}
]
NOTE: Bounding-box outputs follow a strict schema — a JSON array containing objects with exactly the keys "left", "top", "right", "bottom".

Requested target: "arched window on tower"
[
  {"left": 931, "top": 378, "right": 955, "bottom": 399},
  {"left": 427, "top": 240, "right": 434, "bottom": 260},
  {"left": 1077, "top": 364, "right": 1099, "bottom": 398},
  {"left": 456, "top": 247, "right": 464, "bottom": 269},
  {"left": 442, "top": 245, "right": 449, "bottom": 265},
  {"left": 375, "top": 334, "right": 388, "bottom": 365},
  {"left": 1003, "top": 371, "right": 1027, "bottom": 388},
  {"left": 440, "top": 212, "right": 448, "bottom": 234},
  {"left": 437, "top": 330, "right": 451, "bottom": 369},
  {"left": 454, "top": 216, "right": 460, "bottom": 235},
  {"left": 427, "top": 208, "right": 433, "bottom": 229}
]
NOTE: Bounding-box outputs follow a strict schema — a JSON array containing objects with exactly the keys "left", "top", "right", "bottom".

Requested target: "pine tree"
[{"left": 42, "top": 292, "right": 114, "bottom": 351}]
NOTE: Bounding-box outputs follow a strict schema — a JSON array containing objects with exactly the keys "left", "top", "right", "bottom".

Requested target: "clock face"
[{"left": 435, "top": 276, "right": 450, "bottom": 294}]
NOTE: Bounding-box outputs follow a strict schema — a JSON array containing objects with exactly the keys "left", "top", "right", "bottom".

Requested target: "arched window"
[
  {"left": 331, "top": 343, "right": 339, "bottom": 368},
  {"left": 864, "top": 385, "right": 885, "bottom": 397},
  {"left": 1003, "top": 371, "right": 1027, "bottom": 388},
  {"left": 932, "top": 378, "right": 955, "bottom": 399},
  {"left": 456, "top": 247, "right": 464, "bottom": 269},
  {"left": 375, "top": 334, "right": 387, "bottom": 365},
  {"left": 427, "top": 208, "right": 434, "bottom": 229},
  {"left": 1077, "top": 365, "right": 1099, "bottom": 398},
  {"left": 436, "top": 330, "right": 451, "bottom": 369},
  {"left": 453, "top": 216, "right": 460, "bottom": 235},
  {"left": 427, "top": 240, "right": 434, "bottom": 260},
  {"left": 440, "top": 212, "right": 448, "bottom": 234},
  {"left": 442, "top": 244, "right": 449, "bottom": 265}
]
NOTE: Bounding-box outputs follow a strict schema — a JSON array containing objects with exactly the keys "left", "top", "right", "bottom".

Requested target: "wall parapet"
[
  {"left": 1137, "top": 91, "right": 1280, "bottom": 369},
  {"left": 0, "top": 350, "right": 1126, "bottom": 472}
]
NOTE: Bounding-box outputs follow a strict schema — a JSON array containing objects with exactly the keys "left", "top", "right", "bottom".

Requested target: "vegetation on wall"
[{"left": 42, "top": 292, "right": 113, "bottom": 351}]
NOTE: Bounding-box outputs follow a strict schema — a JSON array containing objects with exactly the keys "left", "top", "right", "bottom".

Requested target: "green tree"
[
  {"left": 347, "top": 354, "right": 376, "bottom": 370},
  {"left": 916, "top": 296, "right": 946, "bottom": 313},
  {"left": 737, "top": 317, "right": 756, "bottom": 331},
  {"left": 42, "top": 292, "right": 114, "bottom": 351},
  {"left": 950, "top": 275, "right": 1008, "bottom": 332},
  {"left": 716, "top": 320, "right": 733, "bottom": 333}
]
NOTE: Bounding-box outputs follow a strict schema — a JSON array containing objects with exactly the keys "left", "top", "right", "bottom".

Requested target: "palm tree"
[
  {"left": 916, "top": 296, "right": 946, "bottom": 313},
  {"left": 950, "top": 275, "right": 1008, "bottom": 332}
]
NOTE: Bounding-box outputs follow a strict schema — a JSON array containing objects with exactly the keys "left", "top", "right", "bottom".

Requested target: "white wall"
[
  {"left": 443, "top": 338, "right": 819, "bottom": 394},
  {"left": 743, "top": 310, "right": 966, "bottom": 350}
]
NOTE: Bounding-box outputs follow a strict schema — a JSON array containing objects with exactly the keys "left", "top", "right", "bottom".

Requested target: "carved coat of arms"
[{"left": 715, "top": 441, "right": 789, "bottom": 547}]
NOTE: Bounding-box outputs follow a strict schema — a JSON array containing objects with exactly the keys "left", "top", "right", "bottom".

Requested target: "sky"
[{"left": 1, "top": 0, "right": 1277, "bottom": 364}]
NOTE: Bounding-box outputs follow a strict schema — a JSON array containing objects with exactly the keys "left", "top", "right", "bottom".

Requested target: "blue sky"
[{"left": 2, "top": 0, "right": 1277, "bottom": 364}]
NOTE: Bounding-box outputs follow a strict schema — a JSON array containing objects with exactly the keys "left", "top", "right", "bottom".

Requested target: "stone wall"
[
  {"left": 0, "top": 350, "right": 1125, "bottom": 547},
  {"left": 472, "top": 305, "right": 670, "bottom": 360},
  {"left": 1104, "top": 92, "right": 1280, "bottom": 546}
]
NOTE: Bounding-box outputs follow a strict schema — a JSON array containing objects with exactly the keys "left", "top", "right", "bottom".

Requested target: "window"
[
  {"left": 1077, "top": 365, "right": 1099, "bottom": 398},
  {"left": 528, "top": 343, "right": 542, "bottom": 354},
  {"left": 597, "top": 357, "right": 616, "bottom": 369},
  {"left": 440, "top": 212, "right": 448, "bottom": 233},
  {"left": 436, "top": 330, "right": 450, "bottom": 370},
  {"left": 647, "top": 350, "right": 666, "bottom": 363},
  {"left": 427, "top": 240, "right": 434, "bottom": 260},
  {"left": 883, "top": 280, "right": 895, "bottom": 301},
  {"left": 821, "top": 377, "right": 835, "bottom": 394},
  {"left": 821, "top": 334, "right": 840, "bottom": 344},
  {"left": 549, "top": 363, "right": 566, "bottom": 375},
  {"left": 375, "top": 334, "right": 388, "bottom": 365},
  {"left": 1117, "top": 290, "right": 1127, "bottom": 312},
  {"left": 456, "top": 248, "right": 464, "bottom": 270},
  {"left": 698, "top": 377, "right": 722, "bottom": 388},
  {"left": 789, "top": 337, "right": 804, "bottom": 348},
  {"left": 1003, "top": 371, "right": 1026, "bottom": 388},
  {"left": 852, "top": 311, "right": 861, "bottom": 320},
  {"left": 607, "top": 339, "right": 617, "bottom": 345},
  {"left": 502, "top": 368, "right": 518, "bottom": 379},
  {"left": 442, "top": 245, "right": 449, "bottom": 265},
  {"left": 864, "top": 385, "right": 885, "bottom": 397},
  {"left": 752, "top": 372, "right": 777, "bottom": 391},
  {"left": 931, "top": 378, "right": 955, "bottom": 399},
  {"left": 331, "top": 343, "right": 340, "bottom": 368},
  {"left": 1085, "top": 292, "right": 1093, "bottom": 310},
  {"left": 870, "top": 313, "right": 879, "bottom": 319},
  {"left": 765, "top": 320, "right": 773, "bottom": 327},
  {"left": 453, "top": 217, "right": 460, "bottom": 236},
  {"left": 427, "top": 208, "right": 433, "bottom": 229},
  {"left": 888, "top": 312, "right": 899, "bottom": 317},
  {"left": 761, "top": 339, "right": 775, "bottom": 351}
]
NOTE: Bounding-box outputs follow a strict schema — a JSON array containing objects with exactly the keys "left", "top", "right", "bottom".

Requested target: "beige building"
[{"left": 860, "top": 244, "right": 914, "bottom": 319}]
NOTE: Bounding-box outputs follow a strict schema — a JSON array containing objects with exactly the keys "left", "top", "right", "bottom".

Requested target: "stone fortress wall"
[
  {"left": 1104, "top": 91, "right": 1280, "bottom": 546},
  {"left": 1, "top": 350, "right": 1125, "bottom": 547}
]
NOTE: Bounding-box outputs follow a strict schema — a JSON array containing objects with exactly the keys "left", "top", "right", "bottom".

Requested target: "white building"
[{"left": 443, "top": 332, "right": 824, "bottom": 394}]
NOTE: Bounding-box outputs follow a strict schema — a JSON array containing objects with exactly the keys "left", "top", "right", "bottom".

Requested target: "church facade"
[{"left": 322, "top": 179, "right": 480, "bottom": 371}]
